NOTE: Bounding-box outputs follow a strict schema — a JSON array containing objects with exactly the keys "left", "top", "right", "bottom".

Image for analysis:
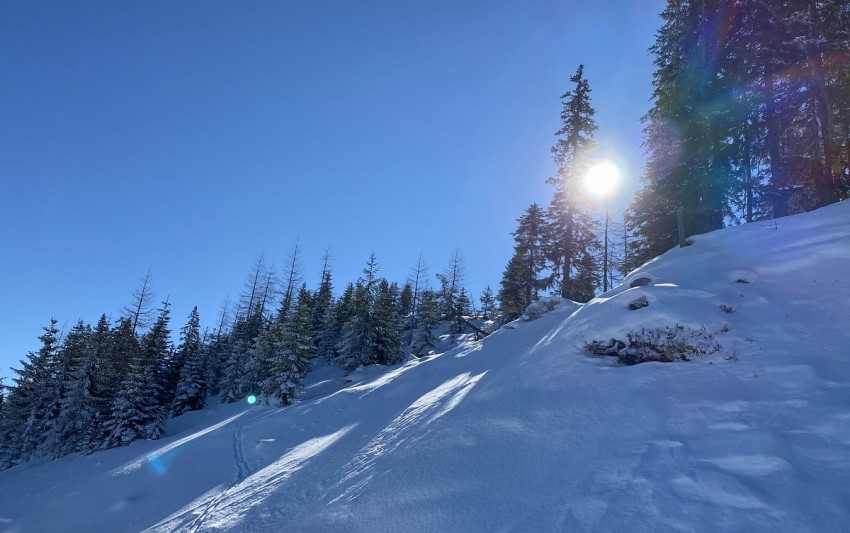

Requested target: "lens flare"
[
  {"left": 247, "top": 395, "right": 257, "bottom": 405},
  {"left": 585, "top": 160, "right": 621, "bottom": 196}
]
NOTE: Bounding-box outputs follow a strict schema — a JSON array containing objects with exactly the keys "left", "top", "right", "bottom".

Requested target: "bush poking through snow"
[
  {"left": 522, "top": 297, "right": 564, "bottom": 321},
  {"left": 628, "top": 296, "right": 650, "bottom": 310},
  {"left": 586, "top": 325, "right": 722, "bottom": 365},
  {"left": 719, "top": 304, "right": 734, "bottom": 314}
]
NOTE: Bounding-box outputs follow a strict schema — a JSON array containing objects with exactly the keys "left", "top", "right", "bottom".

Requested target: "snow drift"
[{"left": 1, "top": 201, "right": 849, "bottom": 532}]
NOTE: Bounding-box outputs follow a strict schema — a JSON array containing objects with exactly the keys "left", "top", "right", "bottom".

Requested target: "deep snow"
[{"left": 1, "top": 201, "right": 849, "bottom": 532}]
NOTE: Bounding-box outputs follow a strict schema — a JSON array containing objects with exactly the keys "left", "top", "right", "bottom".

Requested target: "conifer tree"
[
  {"left": 310, "top": 269, "right": 334, "bottom": 349},
  {"left": 411, "top": 290, "right": 440, "bottom": 357},
  {"left": 1, "top": 319, "right": 61, "bottom": 465},
  {"left": 171, "top": 307, "right": 207, "bottom": 417},
  {"left": 103, "top": 303, "right": 171, "bottom": 446},
  {"left": 437, "top": 250, "right": 466, "bottom": 319},
  {"left": 546, "top": 65, "right": 602, "bottom": 301},
  {"left": 372, "top": 280, "right": 403, "bottom": 366},
  {"left": 318, "top": 283, "right": 355, "bottom": 364},
  {"left": 479, "top": 286, "right": 496, "bottom": 320},
  {"left": 499, "top": 254, "right": 530, "bottom": 319},
  {"left": 268, "top": 285, "right": 314, "bottom": 404},
  {"left": 40, "top": 321, "right": 99, "bottom": 458},
  {"left": 338, "top": 281, "right": 373, "bottom": 371}
]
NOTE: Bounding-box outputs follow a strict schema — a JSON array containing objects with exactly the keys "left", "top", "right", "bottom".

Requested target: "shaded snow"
[{"left": 1, "top": 202, "right": 849, "bottom": 532}]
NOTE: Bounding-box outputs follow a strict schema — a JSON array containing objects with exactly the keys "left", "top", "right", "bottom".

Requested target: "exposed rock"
[{"left": 628, "top": 296, "right": 649, "bottom": 310}]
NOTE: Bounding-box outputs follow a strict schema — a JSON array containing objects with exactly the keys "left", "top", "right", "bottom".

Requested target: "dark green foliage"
[
  {"left": 372, "top": 280, "right": 403, "bottom": 366},
  {"left": 630, "top": 0, "right": 850, "bottom": 268}
]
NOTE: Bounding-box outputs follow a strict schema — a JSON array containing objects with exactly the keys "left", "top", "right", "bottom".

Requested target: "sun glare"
[{"left": 585, "top": 160, "right": 621, "bottom": 196}]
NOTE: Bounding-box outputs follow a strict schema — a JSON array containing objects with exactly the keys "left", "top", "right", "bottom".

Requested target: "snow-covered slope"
[{"left": 2, "top": 202, "right": 849, "bottom": 532}]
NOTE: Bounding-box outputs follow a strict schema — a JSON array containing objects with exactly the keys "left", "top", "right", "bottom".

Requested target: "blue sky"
[{"left": 0, "top": 0, "right": 664, "bottom": 376}]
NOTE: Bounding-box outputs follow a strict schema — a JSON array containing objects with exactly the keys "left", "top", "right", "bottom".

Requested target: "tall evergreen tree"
[
  {"left": 546, "top": 65, "right": 602, "bottom": 301},
  {"left": 267, "top": 285, "right": 314, "bottom": 404},
  {"left": 479, "top": 286, "right": 496, "bottom": 320},
  {"left": 372, "top": 280, "right": 403, "bottom": 366},
  {"left": 0, "top": 319, "right": 61, "bottom": 466},
  {"left": 411, "top": 290, "right": 441, "bottom": 357},
  {"left": 171, "top": 307, "right": 207, "bottom": 417},
  {"left": 39, "top": 321, "right": 98, "bottom": 459}
]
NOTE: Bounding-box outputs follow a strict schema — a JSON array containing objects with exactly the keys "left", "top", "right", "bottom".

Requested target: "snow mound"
[{"left": 521, "top": 295, "right": 572, "bottom": 321}]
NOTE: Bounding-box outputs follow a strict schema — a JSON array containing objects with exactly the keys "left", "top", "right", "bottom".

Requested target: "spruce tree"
[
  {"left": 546, "top": 64, "right": 602, "bottom": 302},
  {"left": 411, "top": 290, "right": 440, "bottom": 357},
  {"left": 499, "top": 253, "right": 530, "bottom": 319},
  {"left": 372, "top": 280, "right": 403, "bottom": 366},
  {"left": 41, "top": 321, "right": 99, "bottom": 459},
  {"left": 171, "top": 307, "right": 207, "bottom": 417},
  {"left": 479, "top": 286, "right": 496, "bottom": 320},
  {"left": 268, "top": 285, "right": 314, "bottom": 404},
  {"left": 1, "top": 319, "right": 61, "bottom": 466}
]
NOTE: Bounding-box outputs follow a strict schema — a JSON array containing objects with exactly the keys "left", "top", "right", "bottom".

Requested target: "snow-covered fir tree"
[
  {"left": 171, "top": 307, "right": 207, "bottom": 417},
  {"left": 411, "top": 290, "right": 440, "bottom": 357},
  {"left": 268, "top": 285, "right": 314, "bottom": 404},
  {"left": 0, "top": 319, "right": 61, "bottom": 467}
]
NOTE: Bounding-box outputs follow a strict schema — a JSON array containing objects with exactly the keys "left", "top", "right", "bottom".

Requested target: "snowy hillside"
[{"left": 2, "top": 202, "right": 849, "bottom": 532}]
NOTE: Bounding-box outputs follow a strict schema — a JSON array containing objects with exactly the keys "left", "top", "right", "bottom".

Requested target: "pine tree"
[
  {"left": 411, "top": 290, "right": 440, "bottom": 357},
  {"left": 267, "top": 285, "right": 314, "bottom": 404},
  {"left": 103, "top": 303, "right": 171, "bottom": 446},
  {"left": 479, "top": 286, "right": 496, "bottom": 320},
  {"left": 399, "top": 283, "right": 414, "bottom": 318},
  {"left": 40, "top": 321, "right": 99, "bottom": 459},
  {"left": 337, "top": 281, "right": 373, "bottom": 371},
  {"left": 514, "top": 203, "right": 549, "bottom": 299},
  {"left": 449, "top": 288, "right": 472, "bottom": 335},
  {"left": 318, "top": 283, "right": 355, "bottom": 364},
  {"left": 0, "top": 319, "right": 61, "bottom": 466},
  {"left": 546, "top": 65, "right": 602, "bottom": 301},
  {"left": 498, "top": 253, "right": 530, "bottom": 319},
  {"left": 500, "top": 203, "right": 551, "bottom": 316},
  {"left": 310, "top": 268, "right": 334, "bottom": 350},
  {"left": 171, "top": 307, "right": 207, "bottom": 417},
  {"left": 372, "top": 280, "right": 403, "bottom": 366},
  {"left": 437, "top": 250, "right": 466, "bottom": 319}
]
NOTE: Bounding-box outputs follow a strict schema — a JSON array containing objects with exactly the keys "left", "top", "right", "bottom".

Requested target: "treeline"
[
  {"left": 0, "top": 250, "right": 492, "bottom": 470},
  {"left": 629, "top": 0, "right": 850, "bottom": 267}
]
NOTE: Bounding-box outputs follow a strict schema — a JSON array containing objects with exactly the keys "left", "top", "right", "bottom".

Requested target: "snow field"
[{"left": 1, "top": 201, "right": 849, "bottom": 532}]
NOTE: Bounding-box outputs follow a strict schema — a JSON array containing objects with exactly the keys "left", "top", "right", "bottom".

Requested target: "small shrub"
[
  {"left": 719, "top": 304, "right": 734, "bottom": 314},
  {"left": 628, "top": 296, "right": 650, "bottom": 310},
  {"left": 586, "top": 325, "right": 722, "bottom": 366}
]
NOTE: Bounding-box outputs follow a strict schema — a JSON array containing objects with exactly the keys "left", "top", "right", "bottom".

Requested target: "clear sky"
[{"left": 0, "top": 0, "right": 665, "bottom": 376}]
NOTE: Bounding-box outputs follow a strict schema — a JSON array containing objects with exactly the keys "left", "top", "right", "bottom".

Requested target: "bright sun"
[{"left": 584, "top": 160, "right": 621, "bottom": 196}]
